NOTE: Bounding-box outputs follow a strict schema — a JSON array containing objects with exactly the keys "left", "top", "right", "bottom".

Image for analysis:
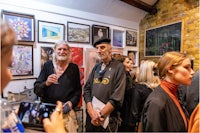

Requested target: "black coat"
[{"left": 141, "top": 86, "right": 187, "bottom": 132}]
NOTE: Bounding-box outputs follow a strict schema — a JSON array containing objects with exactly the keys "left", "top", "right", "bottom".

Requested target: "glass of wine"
[{"left": 53, "top": 68, "right": 59, "bottom": 84}]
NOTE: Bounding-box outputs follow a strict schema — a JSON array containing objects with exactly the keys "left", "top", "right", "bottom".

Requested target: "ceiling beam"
[{"left": 121, "top": 0, "right": 158, "bottom": 14}]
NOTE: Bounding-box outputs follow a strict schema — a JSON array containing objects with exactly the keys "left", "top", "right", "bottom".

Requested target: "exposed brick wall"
[{"left": 139, "top": 0, "right": 199, "bottom": 71}]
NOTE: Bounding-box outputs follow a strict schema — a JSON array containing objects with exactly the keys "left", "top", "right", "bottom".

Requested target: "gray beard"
[{"left": 56, "top": 55, "right": 68, "bottom": 61}]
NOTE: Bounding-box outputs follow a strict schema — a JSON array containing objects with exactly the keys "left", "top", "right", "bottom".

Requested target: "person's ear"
[{"left": 167, "top": 66, "right": 174, "bottom": 75}]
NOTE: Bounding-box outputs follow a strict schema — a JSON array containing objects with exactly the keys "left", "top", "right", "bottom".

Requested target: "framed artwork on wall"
[
  {"left": 145, "top": 22, "right": 182, "bottom": 57},
  {"left": 70, "top": 47, "right": 83, "bottom": 67},
  {"left": 92, "top": 25, "right": 109, "bottom": 45},
  {"left": 112, "top": 29, "right": 125, "bottom": 48},
  {"left": 10, "top": 44, "right": 33, "bottom": 77},
  {"left": 127, "top": 50, "right": 139, "bottom": 67},
  {"left": 2, "top": 10, "right": 35, "bottom": 42},
  {"left": 126, "top": 30, "right": 137, "bottom": 47},
  {"left": 41, "top": 46, "right": 54, "bottom": 69},
  {"left": 38, "top": 20, "right": 65, "bottom": 44},
  {"left": 67, "top": 22, "right": 90, "bottom": 43}
]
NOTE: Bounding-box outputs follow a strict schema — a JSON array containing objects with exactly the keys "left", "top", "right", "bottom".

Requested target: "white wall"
[{"left": 0, "top": 0, "right": 139, "bottom": 97}]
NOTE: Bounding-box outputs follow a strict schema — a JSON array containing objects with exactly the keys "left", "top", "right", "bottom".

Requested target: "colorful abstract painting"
[
  {"left": 38, "top": 20, "right": 65, "bottom": 43},
  {"left": 2, "top": 11, "right": 35, "bottom": 42},
  {"left": 10, "top": 44, "right": 33, "bottom": 76},
  {"left": 70, "top": 47, "right": 83, "bottom": 67}
]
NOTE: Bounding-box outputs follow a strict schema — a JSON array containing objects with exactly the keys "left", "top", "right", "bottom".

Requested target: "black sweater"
[{"left": 34, "top": 60, "right": 82, "bottom": 108}]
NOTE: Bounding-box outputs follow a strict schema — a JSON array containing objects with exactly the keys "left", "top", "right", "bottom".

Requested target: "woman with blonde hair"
[
  {"left": 141, "top": 51, "right": 195, "bottom": 132},
  {"left": 131, "top": 60, "right": 160, "bottom": 131}
]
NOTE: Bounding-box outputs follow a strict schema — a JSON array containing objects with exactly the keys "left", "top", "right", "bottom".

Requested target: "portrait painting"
[{"left": 92, "top": 25, "right": 109, "bottom": 45}]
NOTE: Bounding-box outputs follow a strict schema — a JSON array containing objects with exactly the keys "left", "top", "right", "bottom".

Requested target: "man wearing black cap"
[{"left": 83, "top": 38, "right": 126, "bottom": 132}]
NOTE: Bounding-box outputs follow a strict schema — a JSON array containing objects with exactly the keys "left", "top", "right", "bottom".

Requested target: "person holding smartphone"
[{"left": 0, "top": 21, "right": 66, "bottom": 133}]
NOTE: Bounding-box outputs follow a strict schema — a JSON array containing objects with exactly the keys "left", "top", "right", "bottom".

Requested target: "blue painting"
[
  {"left": 113, "top": 29, "right": 125, "bottom": 48},
  {"left": 38, "top": 20, "right": 65, "bottom": 43},
  {"left": 3, "top": 11, "right": 35, "bottom": 42}
]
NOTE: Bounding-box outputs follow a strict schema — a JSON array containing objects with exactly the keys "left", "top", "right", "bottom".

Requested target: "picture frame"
[
  {"left": 38, "top": 20, "right": 65, "bottom": 44},
  {"left": 126, "top": 30, "right": 137, "bottom": 47},
  {"left": 2, "top": 10, "right": 35, "bottom": 42},
  {"left": 10, "top": 44, "right": 33, "bottom": 77},
  {"left": 145, "top": 22, "right": 182, "bottom": 57},
  {"left": 92, "top": 25, "right": 109, "bottom": 45},
  {"left": 112, "top": 29, "right": 125, "bottom": 48},
  {"left": 41, "top": 46, "right": 54, "bottom": 69},
  {"left": 75, "top": 109, "right": 83, "bottom": 132},
  {"left": 67, "top": 22, "right": 90, "bottom": 43},
  {"left": 127, "top": 50, "right": 139, "bottom": 67}
]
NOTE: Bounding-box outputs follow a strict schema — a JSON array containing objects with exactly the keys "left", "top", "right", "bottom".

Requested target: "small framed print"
[
  {"left": 126, "top": 30, "right": 137, "bottom": 47},
  {"left": 2, "top": 10, "right": 35, "bottom": 42},
  {"left": 92, "top": 25, "right": 109, "bottom": 45},
  {"left": 38, "top": 20, "right": 65, "bottom": 43},
  {"left": 67, "top": 22, "right": 90, "bottom": 43},
  {"left": 112, "top": 29, "right": 125, "bottom": 48},
  {"left": 10, "top": 44, "right": 33, "bottom": 77},
  {"left": 127, "top": 50, "right": 139, "bottom": 67},
  {"left": 41, "top": 46, "right": 54, "bottom": 69}
]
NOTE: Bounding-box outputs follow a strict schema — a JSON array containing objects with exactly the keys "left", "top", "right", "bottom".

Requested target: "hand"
[
  {"left": 90, "top": 109, "right": 102, "bottom": 126},
  {"left": 43, "top": 101, "right": 66, "bottom": 133},
  {"left": 46, "top": 74, "right": 59, "bottom": 86}
]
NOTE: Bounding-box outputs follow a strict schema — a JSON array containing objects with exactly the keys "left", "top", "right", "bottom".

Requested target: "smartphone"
[{"left": 17, "top": 102, "right": 56, "bottom": 126}]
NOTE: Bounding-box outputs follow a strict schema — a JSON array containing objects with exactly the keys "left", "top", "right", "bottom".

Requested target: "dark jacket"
[
  {"left": 34, "top": 61, "right": 82, "bottom": 108},
  {"left": 141, "top": 86, "right": 187, "bottom": 132}
]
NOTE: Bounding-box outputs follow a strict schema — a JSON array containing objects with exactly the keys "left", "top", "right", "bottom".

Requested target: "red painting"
[{"left": 70, "top": 47, "right": 83, "bottom": 67}]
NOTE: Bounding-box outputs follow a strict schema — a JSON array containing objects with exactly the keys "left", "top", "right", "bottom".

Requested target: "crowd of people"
[{"left": 1, "top": 20, "right": 199, "bottom": 133}]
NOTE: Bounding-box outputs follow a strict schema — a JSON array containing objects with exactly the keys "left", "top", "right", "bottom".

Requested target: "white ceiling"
[{"left": 34, "top": 0, "right": 151, "bottom": 23}]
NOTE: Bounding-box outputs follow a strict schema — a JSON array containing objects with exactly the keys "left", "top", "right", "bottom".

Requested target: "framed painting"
[
  {"left": 38, "top": 20, "right": 65, "bottom": 43},
  {"left": 112, "top": 29, "right": 125, "bottom": 48},
  {"left": 41, "top": 46, "right": 54, "bottom": 69},
  {"left": 67, "top": 22, "right": 90, "bottom": 43},
  {"left": 127, "top": 50, "right": 139, "bottom": 67},
  {"left": 145, "top": 22, "right": 182, "bottom": 56},
  {"left": 2, "top": 10, "right": 35, "bottom": 42},
  {"left": 92, "top": 25, "right": 109, "bottom": 45},
  {"left": 126, "top": 30, "right": 137, "bottom": 47},
  {"left": 70, "top": 47, "right": 83, "bottom": 67},
  {"left": 10, "top": 44, "right": 33, "bottom": 77},
  {"left": 75, "top": 109, "right": 83, "bottom": 132}
]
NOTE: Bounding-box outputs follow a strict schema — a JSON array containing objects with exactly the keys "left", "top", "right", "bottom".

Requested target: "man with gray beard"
[{"left": 34, "top": 41, "right": 81, "bottom": 125}]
